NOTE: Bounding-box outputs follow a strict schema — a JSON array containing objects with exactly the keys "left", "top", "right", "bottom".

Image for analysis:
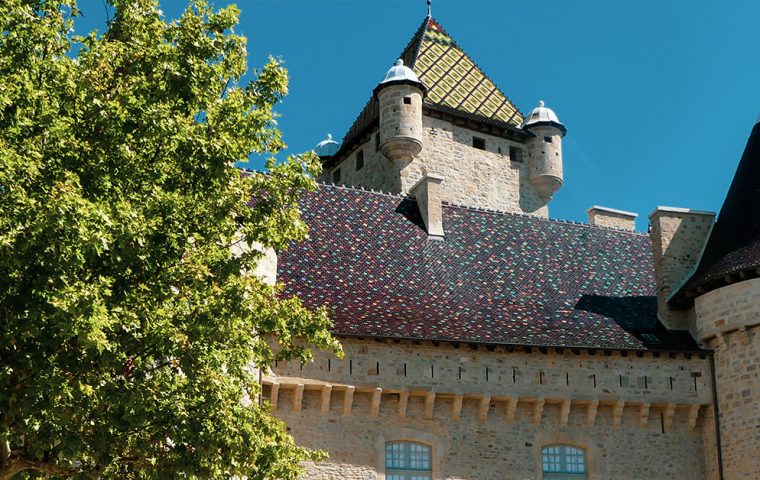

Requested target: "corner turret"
[
  {"left": 522, "top": 100, "right": 567, "bottom": 199},
  {"left": 374, "top": 59, "right": 426, "bottom": 163}
]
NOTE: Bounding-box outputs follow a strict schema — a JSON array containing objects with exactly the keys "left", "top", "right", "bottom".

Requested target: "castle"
[{"left": 259, "top": 16, "right": 759, "bottom": 480}]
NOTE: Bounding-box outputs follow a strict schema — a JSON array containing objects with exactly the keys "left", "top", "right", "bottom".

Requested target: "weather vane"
[{"left": 427, "top": 0, "right": 432, "bottom": 17}]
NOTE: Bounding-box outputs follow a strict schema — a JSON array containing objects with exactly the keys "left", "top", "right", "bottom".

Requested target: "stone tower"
[
  {"left": 658, "top": 116, "right": 760, "bottom": 480},
  {"left": 522, "top": 100, "right": 567, "bottom": 200},
  {"left": 374, "top": 59, "right": 426, "bottom": 164}
]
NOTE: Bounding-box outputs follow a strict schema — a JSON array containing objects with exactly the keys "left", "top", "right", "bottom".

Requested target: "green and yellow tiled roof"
[
  {"left": 337, "top": 17, "right": 523, "bottom": 159},
  {"left": 405, "top": 18, "right": 522, "bottom": 125}
]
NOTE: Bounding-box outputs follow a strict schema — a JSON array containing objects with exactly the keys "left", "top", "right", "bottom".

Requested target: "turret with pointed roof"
[{"left": 318, "top": 17, "right": 565, "bottom": 217}]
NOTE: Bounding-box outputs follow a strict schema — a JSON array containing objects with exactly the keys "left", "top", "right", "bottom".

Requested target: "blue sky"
[{"left": 75, "top": 0, "right": 760, "bottom": 230}]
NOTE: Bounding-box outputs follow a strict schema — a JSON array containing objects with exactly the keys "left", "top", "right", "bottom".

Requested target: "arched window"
[
  {"left": 541, "top": 445, "right": 587, "bottom": 479},
  {"left": 385, "top": 441, "right": 432, "bottom": 480}
]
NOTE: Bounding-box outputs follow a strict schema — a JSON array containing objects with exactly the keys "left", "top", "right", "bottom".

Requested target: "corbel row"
[{"left": 262, "top": 378, "right": 705, "bottom": 432}]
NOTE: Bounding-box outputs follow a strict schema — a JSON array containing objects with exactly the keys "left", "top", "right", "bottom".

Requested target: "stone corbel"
[
  {"left": 639, "top": 402, "right": 651, "bottom": 429},
  {"left": 398, "top": 391, "right": 409, "bottom": 417},
  {"left": 452, "top": 394, "right": 464, "bottom": 421},
  {"left": 478, "top": 396, "right": 491, "bottom": 422},
  {"left": 424, "top": 392, "right": 436, "bottom": 420},
  {"left": 532, "top": 398, "right": 545, "bottom": 425},
  {"left": 320, "top": 384, "right": 332, "bottom": 414},
  {"left": 269, "top": 381, "right": 280, "bottom": 412},
  {"left": 586, "top": 400, "right": 599, "bottom": 428},
  {"left": 370, "top": 388, "right": 383, "bottom": 418},
  {"left": 686, "top": 404, "right": 700, "bottom": 431},
  {"left": 560, "top": 399, "right": 571, "bottom": 427},
  {"left": 293, "top": 384, "right": 305, "bottom": 412},
  {"left": 612, "top": 400, "right": 625, "bottom": 427},
  {"left": 506, "top": 397, "right": 518, "bottom": 424},
  {"left": 343, "top": 386, "right": 355, "bottom": 416},
  {"left": 663, "top": 403, "right": 676, "bottom": 433}
]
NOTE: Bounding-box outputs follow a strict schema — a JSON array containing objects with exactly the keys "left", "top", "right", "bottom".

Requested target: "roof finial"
[{"left": 427, "top": 0, "right": 432, "bottom": 17}]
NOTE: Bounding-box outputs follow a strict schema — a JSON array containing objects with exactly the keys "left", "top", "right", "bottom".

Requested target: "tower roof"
[
  {"left": 331, "top": 17, "right": 524, "bottom": 162},
  {"left": 670, "top": 118, "right": 760, "bottom": 306}
]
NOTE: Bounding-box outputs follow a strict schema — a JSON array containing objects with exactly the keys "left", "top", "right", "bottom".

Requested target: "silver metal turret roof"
[
  {"left": 380, "top": 59, "right": 422, "bottom": 85},
  {"left": 521, "top": 100, "right": 567, "bottom": 136},
  {"left": 314, "top": 133, "right": 339, "bottom": 157}
]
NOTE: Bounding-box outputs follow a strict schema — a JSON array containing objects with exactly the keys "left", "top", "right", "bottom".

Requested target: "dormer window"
[{"left": 472, "top": 137, "right": 486, "bottom": 150}]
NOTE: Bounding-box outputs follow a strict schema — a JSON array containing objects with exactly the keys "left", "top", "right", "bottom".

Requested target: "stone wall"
[
  {"left": 694, "top": 278, "right": 760, "bottom": 480},
  {"left": 323, "top": 116, "right": 550, "bottom": 217},
  {"left": 265, "top": 338, "right": 713, "bottom": 480},
  {"left": 648, "top": 207, "right": 715, "bottom": 332}
]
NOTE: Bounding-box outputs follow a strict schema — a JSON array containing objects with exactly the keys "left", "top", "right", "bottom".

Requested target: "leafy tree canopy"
[{"left": 0, "top": 1, "right": 341, "bottom": 478}]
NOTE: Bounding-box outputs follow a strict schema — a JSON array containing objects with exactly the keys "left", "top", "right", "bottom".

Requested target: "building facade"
[{"left": 260, "top": 16, "right": 759, "bottom": 480}]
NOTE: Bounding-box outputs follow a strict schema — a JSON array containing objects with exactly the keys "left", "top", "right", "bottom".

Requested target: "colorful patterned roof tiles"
[{"left": 277, "top": 184, "right": 700, "bottom": 351}]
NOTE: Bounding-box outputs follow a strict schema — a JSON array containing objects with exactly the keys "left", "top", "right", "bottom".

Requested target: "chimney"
[
  {"left": 648, "top": 207, "right": 714, "bottom": 331},
  {"left": 587, "top": 206, "right": 638, "bottom": 231},
  {"left": 411, "top": 174, "right": 444, "bottom": 237}
]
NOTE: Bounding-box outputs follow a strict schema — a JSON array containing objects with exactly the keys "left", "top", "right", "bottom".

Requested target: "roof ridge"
[
  {"left": 440, "top": 200, "right": 648, "bottom": 236},
  {"left": 316, "top": 180, "right": 414, "bottom": 200}
]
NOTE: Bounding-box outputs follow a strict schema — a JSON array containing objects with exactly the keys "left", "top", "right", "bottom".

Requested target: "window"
[
  {"left": 509, "top": 146, "right": 523, "bottom": 163},
  {"left": 544, "top": 136, "right": 553, "bottom": 143},
  {"left": 375, "top": 132, "right": 380, "bottom": 152},
  {"left": 542, "top": 445, "right": 587, "bottom": 479},
  {"left": 403, "top": 96, "right": 412, "bottom": 105},
  {"left": 386, "top": 441, "right": 432, "bottom": 480},
  {"left": 472, "top": 136, "right": 486, "bottom": 150},
  {"left": 356, "top": 150, "right": 364, "bottom": 170},
  {"left": 332, "top": 168, "right": 341, "bottom": 184}
]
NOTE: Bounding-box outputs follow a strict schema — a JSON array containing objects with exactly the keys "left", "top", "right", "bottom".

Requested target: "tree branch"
[{"left": 0, "top": 452, "right": 75, "bottom": 480}]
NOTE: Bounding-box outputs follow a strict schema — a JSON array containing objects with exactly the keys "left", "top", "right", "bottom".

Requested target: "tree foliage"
[{"left": 0, "top": 1, "right": 341, "bottom": 478}]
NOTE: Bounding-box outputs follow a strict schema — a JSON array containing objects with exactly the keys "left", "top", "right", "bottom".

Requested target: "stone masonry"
[
  {"left": 321, "top": 116, "right": 549, "bottom": 217},
  {"left": 264, "top": 339, "right": 713, "bottom": 480}
]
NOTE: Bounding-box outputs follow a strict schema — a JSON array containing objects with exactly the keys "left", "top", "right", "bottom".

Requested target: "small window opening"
[
  {"left": 542, "top": 445, "right": 587, "bottom": 479},
  {"left": 386, "top": 442, "right": 432, "bottom": 480},
  {"left": 375, "top": 132, "right": 380, "bottom": 152},
  {"left": 403, "top": 96, "right": 412, "bottom": 105},
  {"left": 544, "top": 136, "right": 553, "bottom": 143},
  {"left": 356, "top": 150, "right": 364, "bottom": 171},
  {"left": 509, "top": 146, "right": 523, "bottom": 163},
  {"left": 332, "top": 168, "right": 341, "bottom": 184},
  {"left": 472, "top": 136, "right": 486, "bottom": 150}
]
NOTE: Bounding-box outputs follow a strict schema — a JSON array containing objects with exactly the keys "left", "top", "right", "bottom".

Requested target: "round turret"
[
  {"left": 314, "top": 133, "right": 340, "bottom": 158},
  {"left": 522, "top": 100, "right": 567, "bottom": 199},
  {"left": 374, "top": 59, "right": 426, "bottom": 163}
]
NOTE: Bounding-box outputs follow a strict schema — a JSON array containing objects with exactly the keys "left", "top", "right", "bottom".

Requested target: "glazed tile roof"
[
  {"left": 671, "top": 121, "right": 760, "bottom": 307},
  {"left": 277, "top": 185, "right": 699, "bottom": 351},
  {"left": 335, "top": 17, "right": 523, "bottom": 160}
]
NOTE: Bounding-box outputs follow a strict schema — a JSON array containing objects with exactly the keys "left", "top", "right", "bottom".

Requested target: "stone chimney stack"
[
  {"left": 411, "top": 174, "right": 445, "bottom": 238},
  {"left": 648, "top": 207, "right": 714, "bottom": 331},
  {"left": 587, "top": 206, "right": 638, "bottom": 231}
]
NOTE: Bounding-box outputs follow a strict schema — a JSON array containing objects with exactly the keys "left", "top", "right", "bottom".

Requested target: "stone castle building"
[{"left": 259, "top": 16, "right": 759, "bottom": 480}]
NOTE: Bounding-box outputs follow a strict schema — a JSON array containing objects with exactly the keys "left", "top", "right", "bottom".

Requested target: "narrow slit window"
[{"left": 472, "top": 137, "right": 486, "bottom": 150}]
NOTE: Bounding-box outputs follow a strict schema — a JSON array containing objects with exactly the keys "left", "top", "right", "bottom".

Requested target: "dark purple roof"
[
  {"left": 278, "top": 185, "right": 699, "bottom": 351},
  {"left": 671, "top": 121, "right": 760, "bottom": 307}
]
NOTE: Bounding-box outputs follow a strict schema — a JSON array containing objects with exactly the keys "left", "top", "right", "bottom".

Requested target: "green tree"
[{"left": 0, "top": 1, "right": 340, "bottom": 478}]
